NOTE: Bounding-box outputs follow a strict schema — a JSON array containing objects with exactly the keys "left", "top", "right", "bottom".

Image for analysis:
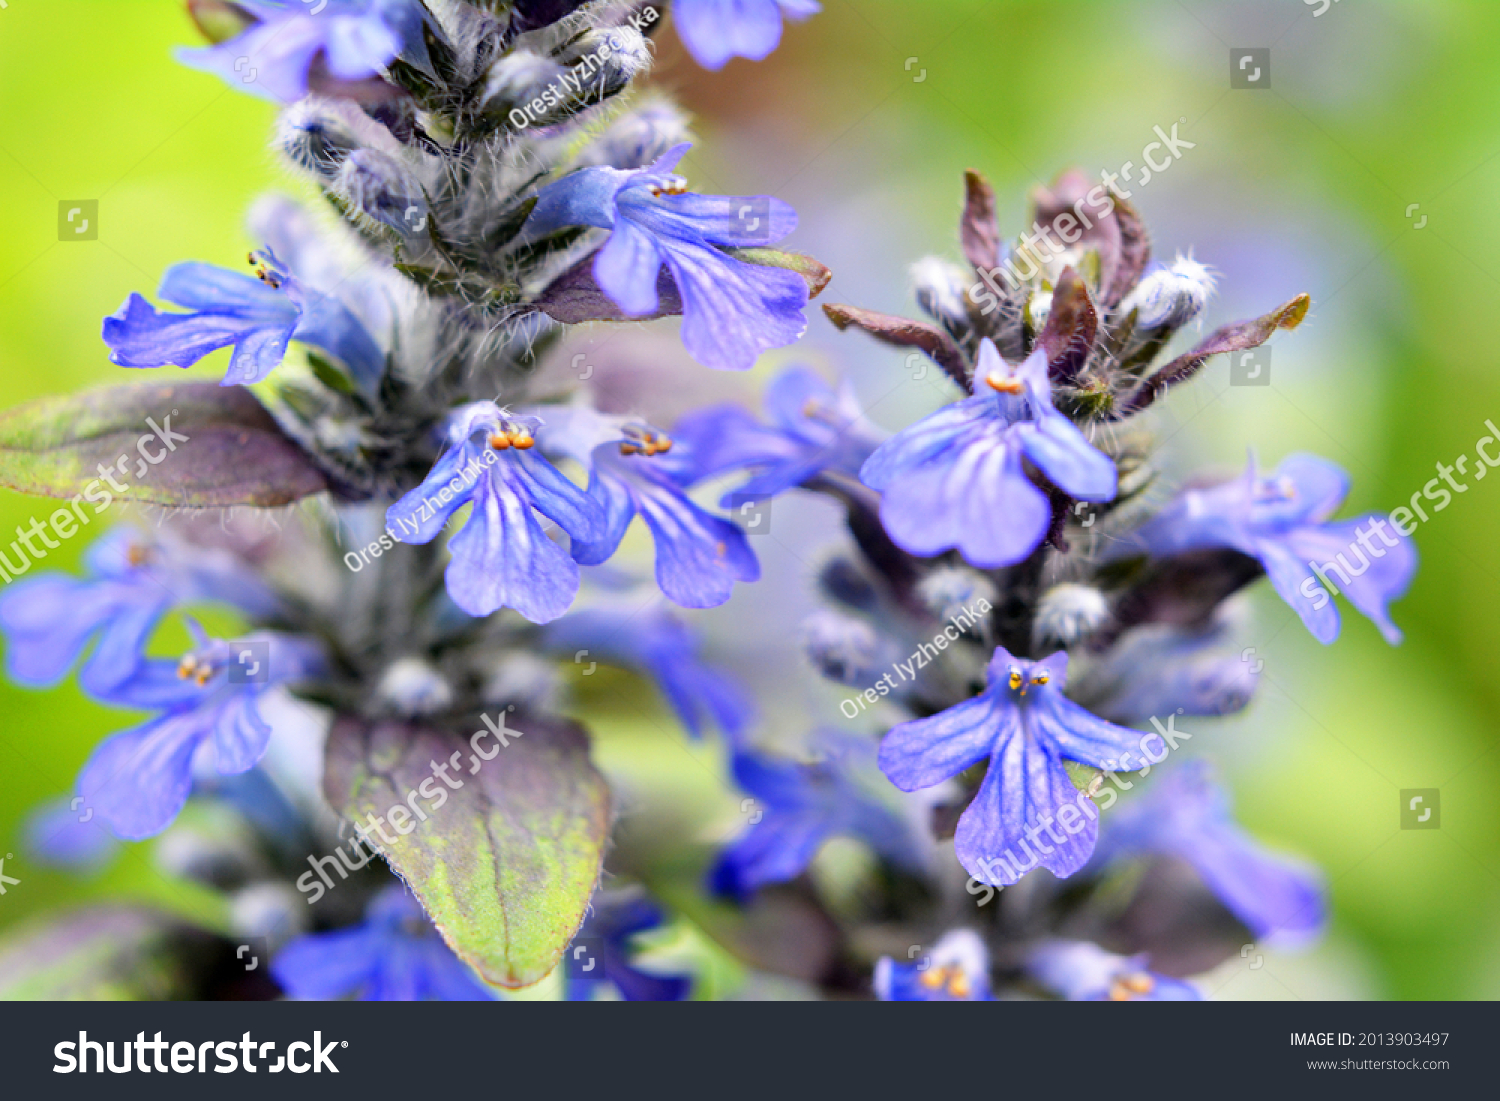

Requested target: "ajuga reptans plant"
[{"left": 0, "top": 1, "right": 1411, "bottom": 1002}]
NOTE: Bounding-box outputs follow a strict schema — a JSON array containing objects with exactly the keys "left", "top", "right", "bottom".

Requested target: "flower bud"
[
  {"left": 582, "top": 99, "right": 693, "bottom": 170},
  {"left": 1032, "top": 583, "right": 1110, "bottom": 649},
  {"left": 155, "top": 815, "right": 259, "bottom": 890},
  {"left": 912, "top": 257, "right": 974, "bottom": 342},
  {"left": 1119, "top": 255, "right": 1216, "bottom": 331},
  {"left": 336, "top": 148, "right": 429, "bottom": 236},
  {"left": 376, "top": 657, "right": 453, "bottom": 716},
  {"left": 801, "top": 609, "right": 892, "bottom": 687},
  {"left": 817, "top": 556, "right": 881, "bottom": 612},
  {"left": 480, "top": 653, "right": 562, "bottom": 713},
  {"left": 482, "top": 50, "right": 569, "bottom": 128},
  {"left": 230, "top": 882, "right": 309, "bottom": 947},
  {"left": 275, "top": 100, "right": 361, "bottom": 181},
  {"left": 556, "top": 25, "right": 652, "bottom": 103},
  {"left": 917, "top": 567, "right": 996, "bottom": 626}
]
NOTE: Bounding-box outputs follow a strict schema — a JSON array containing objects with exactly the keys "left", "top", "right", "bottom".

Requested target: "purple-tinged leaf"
[
  {"left": 822, "top": 303, "right": 970, "bottom": 390},
  {"left": 1120, "top": 294, "right": 1311, "bottom": 416},
  {"left": 0, "top": 382, "right": 330, "bottom": 508},
  {"left": 1038, "top": 266, "right": 1098, "bottom": 382},
  {"left": 961, "top": 169, "right": 1002, "bottom": 274}
]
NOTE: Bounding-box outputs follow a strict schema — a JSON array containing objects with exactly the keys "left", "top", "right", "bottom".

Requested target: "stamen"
[
  {"left": 619, "top": 427, "right": 673, "bottom": 457},
  {"left": 489, "top": 433, "right": 511, "bottom": 450},
  {"left": 1031, "top": 671, "right": 1050, "bottom": 686},
  {"left": 986, "top": 374, "right": 1024, "bottom": 395},
  {"left": 648, "top": 175, "right": 690, "bottom": 197},
  {"left": 947, "top": 972, "right": 972, "bottom": 999},
  {"left": 1120, "top": 973, "right": 1155, "bottom": 994},
  {"left": 919, "top": 966, "right": 947, "bottom": 990},
  {"left": 1008, "top": 669, "right": 1024, "bottom": 691}
]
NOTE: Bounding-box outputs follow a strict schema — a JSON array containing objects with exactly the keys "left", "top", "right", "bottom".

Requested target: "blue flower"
[
  {"left": 23, "top": 796, "right": 119, "bottom": 872},
  {"left": 103, "top": 248, "right": 384, "bottom": 388},
  {"left": 711, "top": 738, "right": 924, "bottom": 900},
  {"left": 0, "top": 527, "right": 277, "bottom": 696},
  {"left": 527, "top": 145, "right": 808, "bottom": 370},
  {"left": 1027, "top": 940, "right": 1201, "bottom": 1001},
  {"left": 273, "top": 887, "right": 495, "bottom": 1001},
  {"left": 1096, "top": 761, "right": 1327, "bottom": 946},
  {"left": 860, "top": 339, "right": 1117, "bottom": 568},
  {"left": 874, "top": 929, "right": 992, "bottom": 1001},
  {"left": 179, "top": 0, "right": 428, "bottom": 104},
  {"left": 78, "top": 631, "right": 323, "bottom": 840},
  {"left": 878, "top": 646, "right": 1147, "bottom": 887},
  {"left": 544, "top": 597, "right": 754, "bottom": 743},
  {"left": 538, "top": 406, "right": 759, "bottom": 608},
  {"left": 1127, "top": 453, "right": 1416, "bottom": 645},
  {"left": 564, "top": 891, "right": 692, "bottom": 1002},
  {"left": 386, "top": 403, "right": 605, "bottom": 623},
  {"left": 673, "top": 365, "right": 885, "bottom": 501},
  {"left": 1074, "top": 610, "right": 1259, "bottom": 724},
  {"left": 672, "top": 0, "right": 820, "bottom": 71}
]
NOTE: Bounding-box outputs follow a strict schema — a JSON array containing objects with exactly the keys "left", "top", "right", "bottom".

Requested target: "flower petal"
[
  {"left": 879, "top": 694, "right": 1000, "bottom": 792},
  {"left": 444, "top": 478, "right": 581, "bottom": 622},
  {"left": 593, "top": 219, "right": 666, "bottom": 316},
  {"left": 78, "top": 711, "right": 207, "bottom": 840},
  {"left": 635, "top": 484, "right": 759, "bottom": 608}
]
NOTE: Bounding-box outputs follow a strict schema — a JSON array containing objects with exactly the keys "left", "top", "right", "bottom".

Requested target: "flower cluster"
[{"left": 0, "top": 0, "right": 1408, "bottom": 1005}]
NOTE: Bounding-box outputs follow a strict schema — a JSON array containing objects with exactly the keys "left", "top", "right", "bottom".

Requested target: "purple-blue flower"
[
  {"left": 672, "top": 0, "right": 820, "bottom": 71},
  {"left": 544, "top": 597, "right": 753, "bottom": 743},
  {"left": 673, "top": 365, "right": 884, "bottom": 501},
  {"left": 874, "top": 929, "right": 992, "bottom": 1001},
  {"left": 23, "top": 796, "right": 119, "bottom": 872},
  {"left": 564, "top": 891, "right": 692, "bottom": 1002},
  {"left": 1128, "top": 453, "right": 1416, "bottom": 645},
  {"left": 860, "top": 339, "right": 1117, "bottom": 568},
  {"left": 273, "top": 887, "right": 495, "bottom": 1001},
  {"left": 527, "top": 145, "right": 808, "bottom": 370},
  {"left": 386, "top": 403, "right": 605, "bottom": 623},
  {"left": 78, "top": 631, "right": 323, "bottom": 840},
  {"left": 0, "top": 526, "right": 277, "bottom": 696},
  {"left": 878, "top": 645, "right": 1147, "bottom": 887},
  {"left": 539, "top": 406, "right": 759, "bottom": 608},
  {"left": 1096, "top": 761, "right": 1327, "bottom": 946},
  {"left": 179, "top": 0, "right": 428, "bottom": 104},
  {"left": 103, "top": 248, "right": 384, "bottom": 388},
  {"left": 711, "top": 739, "right": 924, "bottom": 900},
  {"left": 1077, "top": 613, "right": 1259, "bottom": 724},
  {"left": 1027, "top": 940, "right": 1201, "bottom": 1001}
]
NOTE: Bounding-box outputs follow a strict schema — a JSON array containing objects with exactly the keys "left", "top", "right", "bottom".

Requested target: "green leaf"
[
  {"left": 0, "top": 907, "right": 221, "bottom": 1000},
  {"left": 0, "top": 382, "right": 330, "bottom": 508},
  {"left": 323, "top": 712, "right": 610, "bottom": 989}
]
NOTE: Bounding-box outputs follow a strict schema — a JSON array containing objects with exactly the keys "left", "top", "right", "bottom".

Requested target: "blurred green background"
[{"left": 1, "top": 0, "right": 1497, "bottom": 998}]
